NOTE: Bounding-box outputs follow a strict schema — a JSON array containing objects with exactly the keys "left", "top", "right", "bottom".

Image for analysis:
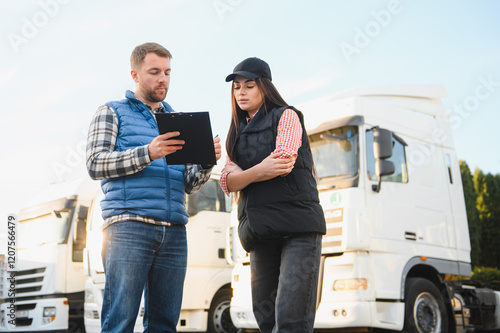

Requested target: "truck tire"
[
  {"left": 403, "top": 277, "right": 449, "bottom": 333},
  {"left": 207, "top": 288, "right": 238, "bottom": 333}
]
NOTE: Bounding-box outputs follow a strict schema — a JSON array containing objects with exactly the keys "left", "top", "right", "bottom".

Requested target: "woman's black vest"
[{"left": 235, "top": 105, "right": 326, "bottom": 247}]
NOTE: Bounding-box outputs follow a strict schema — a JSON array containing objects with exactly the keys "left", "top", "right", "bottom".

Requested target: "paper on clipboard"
[{"left": 155, "top": 111, "right": 216, "bottom": 166}]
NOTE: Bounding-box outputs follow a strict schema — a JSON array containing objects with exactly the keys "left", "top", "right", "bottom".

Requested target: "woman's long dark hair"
[{"left": 226, "top": 77, "right": 288, "bottom": 162}]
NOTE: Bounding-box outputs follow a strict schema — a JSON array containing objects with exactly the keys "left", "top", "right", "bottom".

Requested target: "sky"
[{"left": 1, "top": 0, "right": 499, "bottom": 245}]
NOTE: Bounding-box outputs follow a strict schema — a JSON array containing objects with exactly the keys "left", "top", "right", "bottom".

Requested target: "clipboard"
[{"left": 155, "top": 111, "right": 216, "bottom": 166}]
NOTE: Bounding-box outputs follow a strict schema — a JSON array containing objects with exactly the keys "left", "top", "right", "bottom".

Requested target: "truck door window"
[
  {"left": 186, "top": 179, "right": 231, "bottom": 216},
  {"left": 366, "top": 129, "right": 408, "bottom": 183},
  {"left": 309, "top": 126, "right": 359, "bottom": 189}
]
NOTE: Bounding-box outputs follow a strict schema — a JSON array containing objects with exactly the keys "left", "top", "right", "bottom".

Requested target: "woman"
[{"left": 220, "top": 57, "right": 326, "bottom": 333}]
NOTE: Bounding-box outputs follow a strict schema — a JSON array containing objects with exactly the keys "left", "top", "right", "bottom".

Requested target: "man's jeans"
[
  {"left": 250, "top": 233, "right": 322, "bottom": 333},
  {"left": 101, "top": 221, "right": 187, "bottom": 333}
]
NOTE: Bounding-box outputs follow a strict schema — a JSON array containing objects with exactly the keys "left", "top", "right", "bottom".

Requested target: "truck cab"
[
  {"left": 0, "top": 178, "right": 99, "bottom": 332},
  {"left": 228, "top": 85, "right": 500, "bottom": 332}
]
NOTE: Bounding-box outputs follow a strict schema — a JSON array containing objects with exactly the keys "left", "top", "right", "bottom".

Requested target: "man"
[{"left": 86, "top": 42, "right": 221, "bottom": 333}]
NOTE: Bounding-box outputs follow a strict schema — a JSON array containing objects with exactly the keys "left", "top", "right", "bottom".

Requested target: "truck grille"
[
  {"left": 322, "top": 208, "right": 344, "bottom": 253},
  {"left": 15, "top": 267, "right": 46, "bottom": 296},
  {"left": 14, "top": 303, "right": 37, "bottom": 327},
  {"left": 15, "top": 318, "right": 34, "bottom": 326}
]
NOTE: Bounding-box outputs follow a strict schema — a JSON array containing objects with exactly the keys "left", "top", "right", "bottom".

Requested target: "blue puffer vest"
[{"left": 100, "top": 90, "right": 188, "bottom": 224}]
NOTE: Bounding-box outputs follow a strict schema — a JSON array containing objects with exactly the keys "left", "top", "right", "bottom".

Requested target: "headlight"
[
  {"left": 43, "top": 307, "right": 57, "bottom": 317},
  {"left": 333, "top": 278, "right": 367, "bottom": 291},
  {"left": 85, "top": 310, "right": 100, "bottom": 319},
  {"left": 85, "top": 289, "right": 95, "bottom": 303}
]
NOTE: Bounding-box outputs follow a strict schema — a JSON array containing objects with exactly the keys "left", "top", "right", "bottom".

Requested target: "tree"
[
  {"left": 460, "top": 161, "right": 481, "bottom": 266},
  {"left": 473, "top": 169, "right": 486, "bottom": 220},
  {"left": 474, "top": 168, "right": 500, "bottom": 268}
]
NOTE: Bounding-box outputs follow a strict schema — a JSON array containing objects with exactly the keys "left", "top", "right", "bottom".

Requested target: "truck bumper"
[
  {"left": 177, "top": 309, "right": 208, "bottom": 332},
  {"left": 230, "top": 301, "right": 404, "bottom": 331},
  {"left": 314, "top": 300, "right": 404, "bottom": 331},
  {"left": 229, "top": 305, "right": 259, "bottom": 330},
  {"left": 83, "top": 299, "right": 101, "bottom": 333},
  {"left": 0, "top": 298, "right": 69, "bottom": 332}
]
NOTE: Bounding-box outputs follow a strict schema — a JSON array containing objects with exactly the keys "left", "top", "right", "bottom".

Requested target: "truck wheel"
[
  {"left": 404, "top": 277, "right": 448, "bottom": 333},
  {"left": 207, "top": 288, "right": 237, "bottom": 333}
]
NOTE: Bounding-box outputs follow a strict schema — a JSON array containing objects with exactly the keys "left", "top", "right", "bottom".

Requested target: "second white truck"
[
  {"left": 84, "top": 174, "right": 237, "bottom": 333},
  {"left": 0, "top": 173, "right": 237, "bottom": 333}
]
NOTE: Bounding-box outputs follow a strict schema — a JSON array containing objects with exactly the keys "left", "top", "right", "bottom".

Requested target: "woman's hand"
[
  {"left": 223, "top": 161, "right": 243, "bottom": 174},
  {"left": 225, "top": 151, "right": 297, "bottom": 193},
  {"left": 257, "top": 151, "right": 296, "bottom": 178}
]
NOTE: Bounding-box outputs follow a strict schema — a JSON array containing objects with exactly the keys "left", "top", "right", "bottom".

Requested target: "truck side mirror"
[
  {"left": 73, "top": 205, "right": 88, "bottom": 262},
  {"left": 372, "top": 128, "right": 395, "bottom": 192},
  {"left": 75, "top": 205, "right": 88, "bottom": 241},
  {"left": 376, "top": 160, "right": 395, "bottom": 178},
  {"left": 373, "top": 128, "right": 393, "bottom": 159}
]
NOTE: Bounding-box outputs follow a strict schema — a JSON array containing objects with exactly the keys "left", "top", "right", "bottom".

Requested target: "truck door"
[
  {"left": 366, "top": 127, "right": 452, "bottom": 252},
  {"left": 365, "top": 127, "right": 414, "bottom": 246},
  {"left": 442, "top": 148, "right": 470, "bottom": 264}
]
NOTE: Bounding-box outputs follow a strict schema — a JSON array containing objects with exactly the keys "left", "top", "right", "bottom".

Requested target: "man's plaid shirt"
[{"left": 86, "top": 103, "right": 212, "bottom": 230}]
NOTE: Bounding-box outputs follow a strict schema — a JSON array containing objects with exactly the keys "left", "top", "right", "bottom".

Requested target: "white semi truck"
[
  {"left": 0, "top": 178, "right": 98, "bottom": 332},
  {"left": 0, "top": 174, "right": 237, "bottom": 333},
  {"left": 227, "top": 84, "right": 500, "bottom": 332}
]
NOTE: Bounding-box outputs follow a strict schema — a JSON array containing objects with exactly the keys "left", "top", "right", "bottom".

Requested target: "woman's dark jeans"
[{"left": 250, "top": 232, "right": 322, "bottom": 333}]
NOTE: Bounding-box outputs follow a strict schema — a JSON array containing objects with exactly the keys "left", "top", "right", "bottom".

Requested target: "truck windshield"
[
  {"left": 309, "top": 125, "right": 359, "bottom": 189},
  {"left": 18, "top": 209, "right": 73, "bottom": 249}
]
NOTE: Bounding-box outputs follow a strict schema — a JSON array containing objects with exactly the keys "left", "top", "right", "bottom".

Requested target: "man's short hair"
[{"left": 130, "top": 42, "right": 172, "bottom": 70}]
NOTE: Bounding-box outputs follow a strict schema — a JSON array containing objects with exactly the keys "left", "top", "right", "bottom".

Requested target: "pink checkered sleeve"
[
  {"left": 219, "top": 155, "right": 231, "bottom": 196},
  {"left": 273, "top": 109, "right": 302, "bottom": 158},
  {"left": 219, "top": 109, "right": 302, "bottom": 196}
]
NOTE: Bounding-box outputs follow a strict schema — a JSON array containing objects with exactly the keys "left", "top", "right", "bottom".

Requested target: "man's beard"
[{"left": 143, "top": 84, "right": 168, "bottom": 103}]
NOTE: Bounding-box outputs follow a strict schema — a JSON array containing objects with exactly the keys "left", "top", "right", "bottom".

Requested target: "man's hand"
[
  {"left": 214, "top": 137, "right": 222, "bottom": 161},
  {"left": 148, "top": 131, "right": 184, "bottom": 160}
]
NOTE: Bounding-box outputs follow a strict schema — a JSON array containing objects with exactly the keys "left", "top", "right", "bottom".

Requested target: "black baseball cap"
[{"left": 225, "top": 57, "right": 272, "bottom": 82}]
